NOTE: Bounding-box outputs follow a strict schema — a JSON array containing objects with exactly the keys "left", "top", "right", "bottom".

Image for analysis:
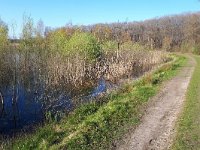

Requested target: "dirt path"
[{"left": 116, "top": 55, "right": 196, "bottom": 150}]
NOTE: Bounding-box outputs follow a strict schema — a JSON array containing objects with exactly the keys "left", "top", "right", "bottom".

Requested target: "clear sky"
[{"left": 0, "top": 0, "right": 200, "bottom": 37}]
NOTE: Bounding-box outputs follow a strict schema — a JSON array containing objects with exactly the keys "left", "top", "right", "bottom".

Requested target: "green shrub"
[
  {"left": 47, "top": 29, "right": 68, "bottom": 53},
  {"left": 66, "top": 32, "right": 101, "bottom": 61}
]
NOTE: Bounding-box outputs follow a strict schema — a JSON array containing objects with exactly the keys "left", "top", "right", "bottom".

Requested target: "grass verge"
[
  {"left": 172, "top": 55, "right": 200, "bottom": 150},
  {"left": 4, "top": 55, "right": 187, "bottom": 150}
]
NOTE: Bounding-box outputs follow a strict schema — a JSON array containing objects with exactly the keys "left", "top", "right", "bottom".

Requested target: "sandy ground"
[{"left": 116, "top": 55, "right": 196, "bottom": 150}]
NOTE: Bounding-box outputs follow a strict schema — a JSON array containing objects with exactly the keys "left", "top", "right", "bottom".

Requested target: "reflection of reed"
[
  {"left": 11, "top": 88, "right": 20, "bottom": 128},
  {"left": 0, "top": 92, "right": 4, "bottom": 118},
  {"left": 12, "top": 54, "right": 20, "bottom": 128}
]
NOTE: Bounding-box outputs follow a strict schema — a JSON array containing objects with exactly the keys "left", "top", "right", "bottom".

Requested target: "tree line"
[{"left": 83, "top": 12, "right": 200, "bottom": 54}]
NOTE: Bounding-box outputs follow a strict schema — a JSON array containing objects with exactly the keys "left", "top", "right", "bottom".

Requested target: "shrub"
[
  {"left": 47, "top": 29, "right": 68, "bottom": 53},
  {"left": 66, "top": 32, "right": 101, "bottom": 61}
]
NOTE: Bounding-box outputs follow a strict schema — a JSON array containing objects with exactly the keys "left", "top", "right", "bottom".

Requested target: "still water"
[
  {"left": 0, "top": 84, "right": 44, "bottom": 134},
  {"left": 0, "top": 78, "right": 110, "bottom": 135}
]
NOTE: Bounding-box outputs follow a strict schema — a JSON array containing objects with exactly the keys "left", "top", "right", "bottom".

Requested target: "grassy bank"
[
  {"left": 4, "top": 55, "right": 186, "bottom": 150},
  {"left": 172, "top": 55, "right": 200, "bottom": 150}
]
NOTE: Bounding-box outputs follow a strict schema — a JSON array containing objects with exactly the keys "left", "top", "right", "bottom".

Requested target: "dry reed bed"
[
  {"left": 46, "top": 50, "right": 167, "bottom": 89},
  {"left": 0, "top": 50, "right": 167, "bottom": 89}
]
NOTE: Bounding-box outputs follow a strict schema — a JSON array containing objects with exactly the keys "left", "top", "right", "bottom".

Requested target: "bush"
[
  {"left": 66, "top": 32, "right": 101, "bottom": 61},
  {"left": 47, "top": 29, "right": 68, "bottom": 53}
]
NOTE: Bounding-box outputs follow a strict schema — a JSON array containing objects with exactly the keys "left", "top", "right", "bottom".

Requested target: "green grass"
[
  {"left": 172, "top": 55, "right": 200, "bottom": 150},
  {"left": 4, "top": 55, "right": 187, "bottom": 150}
]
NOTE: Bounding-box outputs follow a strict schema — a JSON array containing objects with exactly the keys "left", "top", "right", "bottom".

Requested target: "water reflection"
[
  {"left": 0, "top": 77, "right": 110, "bottom": 135},
  {"left": 0, "top": 84, "right": 43, "bottom": 134}
]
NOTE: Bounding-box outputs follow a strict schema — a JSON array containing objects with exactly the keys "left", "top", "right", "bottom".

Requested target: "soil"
[{"left": 116, "top": 55, "right": 196, "bottom": 150}]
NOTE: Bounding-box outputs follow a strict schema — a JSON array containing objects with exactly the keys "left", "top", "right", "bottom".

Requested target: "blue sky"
[{"left": 0, "top": 0, "right": 200, "bottom": 37}]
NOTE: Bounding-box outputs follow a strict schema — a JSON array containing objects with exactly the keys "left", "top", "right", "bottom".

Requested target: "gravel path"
[{"left": 116, "top": 55, "right": 196, "bottom": 150}]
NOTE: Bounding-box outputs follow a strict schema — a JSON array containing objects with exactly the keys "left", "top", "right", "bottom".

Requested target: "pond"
[{"left": 0, "top": 77, "right": 112, "bottom": 136}]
